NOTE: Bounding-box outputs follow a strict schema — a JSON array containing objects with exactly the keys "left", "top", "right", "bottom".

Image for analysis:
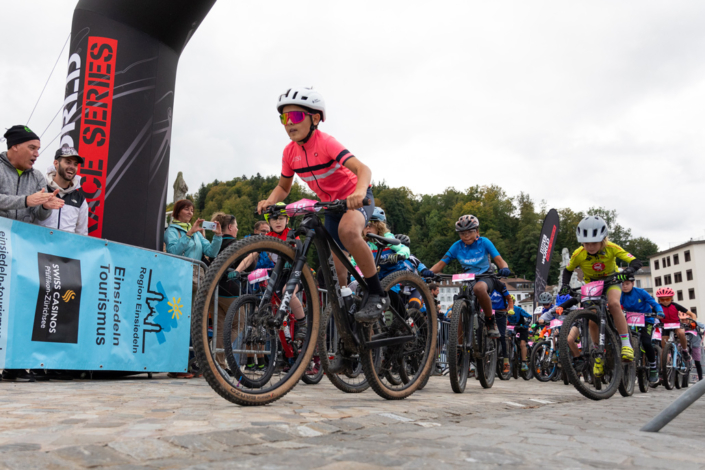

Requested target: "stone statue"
[
  {"left": 173, "top": 171, "right": 188, "bottom": 203},
  {"left": 559, "top": 247, "right": 582, "bottom": 289}
]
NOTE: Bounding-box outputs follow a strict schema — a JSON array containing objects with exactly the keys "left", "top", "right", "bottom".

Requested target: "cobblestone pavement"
[{"left": 1, "top": 373, "right": 704, "bottom": 469}]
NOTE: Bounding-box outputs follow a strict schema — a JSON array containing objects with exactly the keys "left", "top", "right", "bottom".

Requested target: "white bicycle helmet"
[
  {"left": 277, "top": 87, "right": 326, "bottom": 122},
  {"left": 576, "top": 215, "right": 609, "bottom": 243},
  {"left": 538, "top": 292, "right": 554, "bottom": 305}
]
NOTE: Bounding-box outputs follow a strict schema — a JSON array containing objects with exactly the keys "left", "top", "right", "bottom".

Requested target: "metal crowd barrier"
[{"left": 436, "top": 318, "right": 451, "bottom": 371}]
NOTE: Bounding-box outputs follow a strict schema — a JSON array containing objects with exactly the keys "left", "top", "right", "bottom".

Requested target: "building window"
[
  {"left": 677, "top": 290, "right": 684, "bottom": 301},
  {"left": 675, "top": 272, "right": 683, "bottom": 283},
  {"left": 685, "top": 250, "right": 691, "bottom": 262},
  {"left": 636, "top": 280, "right": 642, "bottom": 288},
  {"left": 667, "top": 256, "right": 671, "bottom": 267},
  {"left": 674, "top": 254, "right": 679, "bottom": 265},
  {"left": 655, "top": 277, "right": 662, "bottom": 287},
  {"left": 662, "top": 257, "right": 666, "bottom": 268},
  {"left": 654, "top": 260, "right": 659, "bottom": 270},
  {"left": 664, "top": 274, "right": 672, "bottom": 285},
  {"left": 689, "top": 288, "right": 696, "bottom": 300},
  {"left": 693, "top": 307, "right": 698, "bottom": 315},
  {"left": 687, "top": 270, "right": 693, "bottom": 281}
]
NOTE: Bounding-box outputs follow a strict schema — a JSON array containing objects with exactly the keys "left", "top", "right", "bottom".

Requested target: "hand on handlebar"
[
  {"left": 420, "top": 269, "right": 435, "bottom": 279},
  {"left": 498, "top": 267, "right": 511, "bottom": 277},
  {"left": 227, "top": 270, "right": 240, "bottom": 280},
  {"left": 559, "top": 284, "right": 571, "bottom": 296},
  {"left": 257, "top": 199, "right": 274, "bottom": 215},
  {"left": 346, "top": 190, "right": 367, "bottom": 210}
]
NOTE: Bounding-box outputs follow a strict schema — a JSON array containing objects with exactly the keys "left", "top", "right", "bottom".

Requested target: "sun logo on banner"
[
  {"left": 62, "top": 290, "right": 76, "bottom": 302},
  {"left": 168, "top": 297, "right": 184, "bottom": 320}
]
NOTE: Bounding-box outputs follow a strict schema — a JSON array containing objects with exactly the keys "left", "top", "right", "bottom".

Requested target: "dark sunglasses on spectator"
[{"left": 280, "top": 111, "right": 313, "bottom": 125}]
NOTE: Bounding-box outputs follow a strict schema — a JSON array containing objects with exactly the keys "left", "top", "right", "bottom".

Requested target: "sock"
[
  {"left": 620, "top": 334, "right": 631, "bottom": 348},
  {"left": 649, "top": 361, "right": 657, "bottom": 370},
  {"left": 365, "top": 274, "right": 384, "bottom": 296},
  {"left": 696, "top": 361, "right": 703, "bottom": 381}
]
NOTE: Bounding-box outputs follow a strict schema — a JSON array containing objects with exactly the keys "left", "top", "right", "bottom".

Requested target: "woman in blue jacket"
[
  {"left": 621, "top": 275, "right": 664, "bottom": 383},
  {"left": 164, "top": 199, "right": 222, "bottom": 378}
]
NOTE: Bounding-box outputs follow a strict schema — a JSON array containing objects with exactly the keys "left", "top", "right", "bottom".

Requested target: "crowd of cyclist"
[{"left": 176, "top": 86, "right": 703, "bottom": 394}]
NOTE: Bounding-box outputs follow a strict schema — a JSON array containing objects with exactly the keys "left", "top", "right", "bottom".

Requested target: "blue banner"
[{"left": 0, "top": 218, "right": 192, "bottom": 372}]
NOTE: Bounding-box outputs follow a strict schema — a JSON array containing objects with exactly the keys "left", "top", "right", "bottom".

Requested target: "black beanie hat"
[{"left": 4, "top": 125, "right": 40, "bottom": 149}]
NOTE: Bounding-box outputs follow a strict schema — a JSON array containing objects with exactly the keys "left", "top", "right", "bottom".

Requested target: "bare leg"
[
  {"left": 473, "top": 281, "right": 493, "bottom": 319},
  {"left": 567, "top": 325, "right": 581, "bottom": 357},
  {"left": 520, "top": 340, "right": 527, "bottom": 361},
  {"left": 337, "top": 210, "right": 375, "bottom": 277},
  {"left": 607, "top": 287, "right": 628, "bottom": 336}
]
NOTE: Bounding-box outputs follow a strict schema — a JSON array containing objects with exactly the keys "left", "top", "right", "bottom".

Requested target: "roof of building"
[{"left": 649, "top": 239, "right": 705, "bottom": 258}]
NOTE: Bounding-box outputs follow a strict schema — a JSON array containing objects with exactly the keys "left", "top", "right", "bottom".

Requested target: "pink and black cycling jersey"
[{"left": 281, "top": 130, "right": 357, "bottom": 201}]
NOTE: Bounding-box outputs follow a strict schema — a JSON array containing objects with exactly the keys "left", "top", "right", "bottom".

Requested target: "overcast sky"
[{"left": 2, "top": 1, "right": 704, "bottom": 250}]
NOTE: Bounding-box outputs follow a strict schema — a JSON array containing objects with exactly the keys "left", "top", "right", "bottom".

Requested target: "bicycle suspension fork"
[{"left": 267, "top": 235, "right": 314, "bottom": 329}]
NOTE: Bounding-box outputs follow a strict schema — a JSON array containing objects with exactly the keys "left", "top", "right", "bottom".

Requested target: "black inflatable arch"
[{"left": 61, "top": 0, "right": 216, "bottom": 249}]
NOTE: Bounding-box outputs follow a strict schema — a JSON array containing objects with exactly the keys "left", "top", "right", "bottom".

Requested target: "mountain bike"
[
  {"left": 531, "top": 319, "right": 563, "bottom": 382},
  {"left": 558, "top": 274, "right": 624, "bottom": 400},
  {"left": 661, "top": 322, "right": 689, "bottom": 390},
  {"left": 625, "top": 312, "right": 658, "bottom": 394},
  {"left": 437, "top": 273, "right": 500, "bottom": 393},
  {"left": 192, "top": 198, "right": 436, "bottom": 405}
]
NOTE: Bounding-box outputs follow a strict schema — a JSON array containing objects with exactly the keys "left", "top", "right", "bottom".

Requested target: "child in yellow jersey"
[{"left": 559, "top": 216, "right": 643, "bottom": 370}]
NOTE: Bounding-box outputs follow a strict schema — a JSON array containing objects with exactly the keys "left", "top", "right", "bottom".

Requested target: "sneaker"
[
  {"left": 354, "top": 294, "right": 389, "bottom": 324},
  {"left": 593, "top": 358, "right": 604, "bottom": 378},
  {"left": 682, "top": 350, "right": 691, "bottom": 363},
  {"left": 167, "top": 372, "right": 195, "bottom": 379},
  {"left": 485, "top": 317, "right": 500, "bottom": 338},
  {"left": 572, "top": 357, "right": 585, "bottom": 372},
  {"left": 649, "top": 367, "right": 659, "bottom": 384},
  {"left": 294, "top": 320, "right": 307, "bottom": 340},
  {"left": 521, "top": 362, "right": 529, "bottom": 373},
  {"left": 245, "top": 362, "right": 256, "bottom": 372},
  {"left": 621, "top": 346, "right": 634, "bottom": 362},
  {"left": 1, "top": 369, "right": 35, "bottom": 382},
  {"left": 503, "top": 358, "right": 510, "bottom": 374}
]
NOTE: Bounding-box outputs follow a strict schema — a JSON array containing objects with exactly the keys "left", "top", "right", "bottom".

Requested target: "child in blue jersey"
[
  {"left": 507, "top": 296, "right": 532, "bottom": 371},
  {"left": 621, "top": 275, "right": 664, "bottom": 383},
  {"left": 428, "top": 215, "right": 511, "bottom": 338},
  {"left": 490, "top": 281, "right": 513, "bottom": 373}
]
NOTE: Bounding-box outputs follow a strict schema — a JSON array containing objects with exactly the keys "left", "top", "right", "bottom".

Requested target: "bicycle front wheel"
[
  {"left": 318, "top": 305, "right": 370, "bottom": 393},
  {"left": 558, "top": 309, "right": 622, "bottom": 400},
  {"left": 360, "top": 271, "right": 437, "bottom": 400},
  {"left": 531, "top": 341, "right": 556, "bottom": 382},
  {"left": 448, "top": 299, "right": 471, "bottom": 393},
  {"left": 618, "top": 333, "right": 637, "bottom": 397},
  {"left": 661, "top": 344, "right": 676, "bottom": 390},
  {"left": 192, "top": 235, "right": 320, "bottom": 406}
]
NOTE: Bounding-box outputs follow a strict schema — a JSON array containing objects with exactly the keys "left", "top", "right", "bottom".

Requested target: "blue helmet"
[
  {"left": 371, "top": 207, "right": 386, "bottom": 222},
  {"left": 555, "top": 294, "right": 571, "bottom": 306}
]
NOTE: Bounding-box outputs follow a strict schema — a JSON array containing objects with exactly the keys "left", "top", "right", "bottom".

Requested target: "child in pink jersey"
[{"left": 257, "top": 87, "right": 388, "bottom": 327}]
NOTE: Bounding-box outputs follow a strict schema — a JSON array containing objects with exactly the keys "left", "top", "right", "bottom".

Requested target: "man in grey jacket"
[{"left": 1, "top": 125, "right": 64, "bottom": 382}]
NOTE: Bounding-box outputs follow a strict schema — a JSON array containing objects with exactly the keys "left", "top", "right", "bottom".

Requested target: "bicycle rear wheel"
[
  {"left": 558, "top": 309, "right": 622, "bottom": 400},
  {"left": 618, "top": 333, "right": 638, "bottom": 397},
  {"left": 661, "top": 344, "right": 676, "bottom": 390},
  {"left": 448, "top": 299, "right": 470, "bottom": 393},
  {"left": 192, "top": 236, "right": 319, "bottom": 406},
  {"left": 636, "top": 337, "right": 650, "bottom": 393},
  {"left": 360, "top": 271, "right": 437, "bottom": 400},
  {"left": 476, "top": 320, "right": 497, "bottom": 389}
]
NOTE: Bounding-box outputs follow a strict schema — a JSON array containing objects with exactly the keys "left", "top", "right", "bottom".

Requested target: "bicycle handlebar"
[{"left": 254, "top": 198, "right": 371, "bottom": 217}]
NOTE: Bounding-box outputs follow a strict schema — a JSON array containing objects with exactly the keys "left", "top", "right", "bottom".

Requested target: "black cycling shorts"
[{"left": 324, "top": 187, "right": 374, "bottom": 252}]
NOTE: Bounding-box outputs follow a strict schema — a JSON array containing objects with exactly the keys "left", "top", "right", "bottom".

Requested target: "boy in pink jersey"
[{"left": 257, "top": 87, "right": 387, "bottom": 324}]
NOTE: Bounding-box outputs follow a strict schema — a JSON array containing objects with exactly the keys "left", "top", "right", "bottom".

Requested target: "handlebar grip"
[{"left": 362, "top": 198, "right": 371, "bottom": 206}]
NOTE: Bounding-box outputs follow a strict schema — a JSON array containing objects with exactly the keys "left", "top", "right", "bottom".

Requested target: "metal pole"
[{"left": 641, "top": 377, "right": 705, "bottom": 432}]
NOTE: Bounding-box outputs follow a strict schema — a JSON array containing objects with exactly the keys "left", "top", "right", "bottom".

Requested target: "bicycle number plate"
[
  {"left": 581, "top": 280, "right": 604, "bottom": 300},
  {"left": 549, "top": 319, "right": 563, "bottom": 329},
  {"left": 662, "top": 322, "right": 681, "bottom": 330},
  {"left": 507, "top": 325, "right": 515, "bottom": 331},
  {"left": 625, "top": 312, "right": 645, "bottom": 327},
  {"left": 686, "top": 330, "right": 698, "bottom": 336},
  {"left": 248, "top": 268, "right": 270, "bottom": 284},
  {"left": 534, "top": 307, "right": 544, "bottom": 315},
  {"left": 653, "top": 328, "right": 662, "bottom": 341},
  {"left": 285, "top": 198, "right": 320, "bottom": 216},
  {"left": 452, "top": 273, "right": 475, "bottom": 282}
]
